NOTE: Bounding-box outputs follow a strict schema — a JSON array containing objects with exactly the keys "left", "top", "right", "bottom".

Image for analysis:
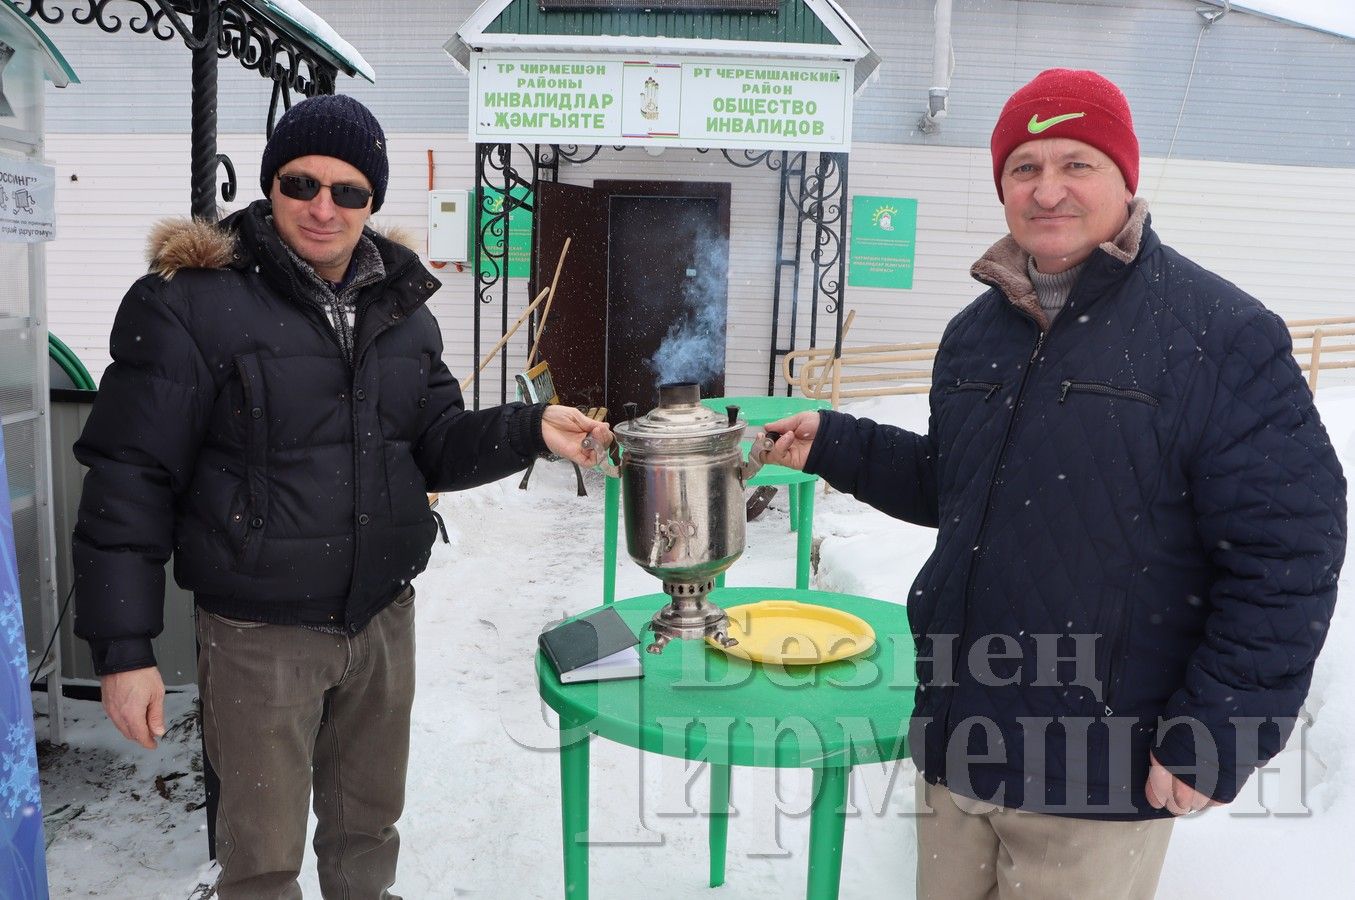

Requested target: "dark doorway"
[
  {"left": 596, "top": 180, "right": 731, "bottom": 417},
  {"left": 532, "top": 180, "right": 731, "bottom": 420},
  {"left": 532, "top": 183, "right": 609, "bottom": 411}
]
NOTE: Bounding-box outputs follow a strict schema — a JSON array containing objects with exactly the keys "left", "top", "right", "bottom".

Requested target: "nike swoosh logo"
[{"left": 1027, "top": 112, "right": 1085, "bottom": 134}]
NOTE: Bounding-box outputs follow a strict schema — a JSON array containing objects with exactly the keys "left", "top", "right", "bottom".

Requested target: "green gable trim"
[
  {"left": 485, "top": 0, "right": 837, "bottom": 46},
  {"left": 1, "top": 0, "right": 79, "bottom": 85}
]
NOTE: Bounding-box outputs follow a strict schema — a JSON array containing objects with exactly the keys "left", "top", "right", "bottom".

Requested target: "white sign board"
[
  {"left": 0, "top": 156, "right": 55, "bottom": 243},
  {"left": 470, "top": 53, "right": 854, "bottom": 153}
]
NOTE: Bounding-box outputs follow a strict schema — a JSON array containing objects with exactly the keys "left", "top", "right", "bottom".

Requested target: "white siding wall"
[
  {"left": 32, "top": 0, "right": 1354, "bottom": 395},
  {"left": 45, "top": 132, "right": 1354, "bottom": 394},
  {"left": 38, "top": 1, "right": 1355, "bottom": 171}
]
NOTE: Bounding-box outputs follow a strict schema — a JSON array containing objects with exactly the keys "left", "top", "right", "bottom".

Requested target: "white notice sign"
[
  {"left": 0, "top": 157, "right": 55, "bottom": 243},
  {"left": 470, "top": 53, "right": 854, "bottom": 153}
]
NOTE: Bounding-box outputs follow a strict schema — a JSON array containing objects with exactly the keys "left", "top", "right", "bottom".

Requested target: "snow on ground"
[{"left": 38, "top": 385, "right": 1355, "bottom": 899}]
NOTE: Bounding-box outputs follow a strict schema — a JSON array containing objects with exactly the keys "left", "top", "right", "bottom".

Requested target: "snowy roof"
[
  {"left": 247, "top": 0, "right": 375, "bottom": 84},
  {"left": 1203, "top": 1, "right": 1355, "bottom": 41},
  {"left": 447, "top": 0, "right": 880, "bottom": 94}
]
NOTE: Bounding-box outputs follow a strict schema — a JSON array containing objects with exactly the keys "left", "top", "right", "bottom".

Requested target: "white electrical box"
[{"left": 427, "top": 189, "right": 470, "bottom": 262}]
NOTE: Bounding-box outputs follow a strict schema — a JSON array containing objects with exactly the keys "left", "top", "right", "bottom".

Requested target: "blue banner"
[{"left": 0, "top": 440, "right": 48, "bottom": 898}]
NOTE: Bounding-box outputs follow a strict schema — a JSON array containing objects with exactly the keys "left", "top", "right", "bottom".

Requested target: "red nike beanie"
[{"left": 990, "top": 68, "right": 1139, "bottom": 201}]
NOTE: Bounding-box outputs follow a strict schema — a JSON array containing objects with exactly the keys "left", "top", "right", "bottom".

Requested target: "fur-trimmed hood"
[
  {"left": 145, "top": 217, "right": 237, "bottom": 280},
  {"left": 145, "top": 208, "right": 421, "bottom": 280}
]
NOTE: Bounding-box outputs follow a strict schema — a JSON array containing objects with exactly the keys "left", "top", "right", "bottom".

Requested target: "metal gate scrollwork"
[
  {"left": 468, "top": 143, "right": 850, "bottom": 406},
  {"left": 22, "top": 0, "right": 339, "bottom": 217}
]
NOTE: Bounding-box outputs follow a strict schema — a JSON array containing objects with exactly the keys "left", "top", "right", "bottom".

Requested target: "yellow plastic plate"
[{"left": 709, "top": 600, "right": 876, "bottom": 665}]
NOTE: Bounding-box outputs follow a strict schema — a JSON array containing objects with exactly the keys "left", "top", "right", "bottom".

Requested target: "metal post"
[
  {"left": 808, "top": 153, "right": 828, "bottom": 352},
  {"left": 768, "top": 151, "right": 790, "bottom": 395},
  {"left": 499, "top": 144, "right": 511, "bottom": 405},
  {"left": 188, "top": 1, "right": 224, "bottom": 859},
  {"left": 471, "top": 143, "right": 540, "bottom": 407},
  {"left": 805, "top": 152, "right": 849, "bottom": 360},
  {"left": 768, "top": 152, "right": 809, "bottom": 396},
  {"left": 788, "top": 154, "right": 808, "bottom": 385},
  {"left": 190, "top": 1, "right": 221, "bottom": 222},
  {"left": 473, "top": 143, "right": 488, "bottom": 410},
  {"left": 832, "top": 152, "right": 849, "bottom": 359}
]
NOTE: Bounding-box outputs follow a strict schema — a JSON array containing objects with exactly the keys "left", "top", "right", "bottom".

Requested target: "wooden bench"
[
  {"left": 515, "top": 360, "right": 607, "bottom": 496},
  {"left": 1288, "top": 316, "right": 1355, "bottom": 395},
  {"left": 782, "top": 341, "right": 937, "bottom": 405},
  {"left": 778, "top": 314, "right": 1355, "bottom": 406}
]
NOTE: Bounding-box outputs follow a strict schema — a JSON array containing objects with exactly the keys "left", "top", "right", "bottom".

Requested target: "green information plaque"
[
  {"left": 848, "top": 195, "right": 917, "bottom": 290},
  {"left": 477, "top": 185, "right": 533, "bottom": 279}
]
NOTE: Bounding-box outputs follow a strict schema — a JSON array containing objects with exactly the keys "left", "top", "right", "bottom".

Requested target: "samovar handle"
[
  {"left": 739, "top": 429, "right": 780, "bottom": 485},
  {"left": 581, "top": 434, "right": 621, "bottom": 478},
  {"left": 724, "top": 404, "right": 779, "bottom": 485}
]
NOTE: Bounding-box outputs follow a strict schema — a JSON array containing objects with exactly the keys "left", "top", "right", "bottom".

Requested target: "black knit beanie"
[{"left": 259, "top": 94, "right": 389, "bottom": 212}]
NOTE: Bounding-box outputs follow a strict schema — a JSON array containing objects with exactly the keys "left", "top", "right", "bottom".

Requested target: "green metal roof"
[
  {"left": 484, "top": 0, "right": 836, "bottom": 45},
  {"left": 0, "top": 0, "right": 79, "bottom": 86}
]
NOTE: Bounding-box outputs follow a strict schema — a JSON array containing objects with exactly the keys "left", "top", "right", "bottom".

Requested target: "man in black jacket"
[
  {"left": 72, "top": 94, "right": 611, "bottom": 899},
  {"left": 764, "top": 69, "right": 1345, "bottom": 898}
]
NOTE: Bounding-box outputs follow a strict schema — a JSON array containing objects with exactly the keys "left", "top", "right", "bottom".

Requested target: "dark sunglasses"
[{"left": 276, "top": 174, "right": 372, "bottom": 210}]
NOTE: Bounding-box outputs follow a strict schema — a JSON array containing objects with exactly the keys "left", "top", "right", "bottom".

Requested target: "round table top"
[
  {"left": 701, "top": 395, "right": 830, "bottom": 427},
  {"left": 536, "top": 587, "right": 914, "bottom": 769}
]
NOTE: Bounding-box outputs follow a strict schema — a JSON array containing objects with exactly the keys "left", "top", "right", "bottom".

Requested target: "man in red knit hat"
[{"left": 762, "top": 68, "right": 1345, "bottom": 898}]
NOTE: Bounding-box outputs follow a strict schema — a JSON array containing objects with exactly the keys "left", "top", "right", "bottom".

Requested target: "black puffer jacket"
[
  {"left": 73, "top": 200, "right": 546, "bottom": 674},
  {"left": 807, "top": 204, "right": 1345, "bottom": 819}
]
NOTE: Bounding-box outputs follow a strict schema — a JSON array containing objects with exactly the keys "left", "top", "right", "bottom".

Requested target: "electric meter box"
[{"left": 427, "top": 189, "right": 470, "bottom": 262}]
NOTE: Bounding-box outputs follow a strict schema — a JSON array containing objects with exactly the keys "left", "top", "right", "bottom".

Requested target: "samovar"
[{"left": 605, "top": 382, "right": 773, "bottom": 653}]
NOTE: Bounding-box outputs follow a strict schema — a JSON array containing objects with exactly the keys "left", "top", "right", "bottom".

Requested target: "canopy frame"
[
  {"left": 471, "top": 142, "right": 848, "bottom": 408},
  {"left": 22, "top": 0, "right": 371, "bottom": 219}
]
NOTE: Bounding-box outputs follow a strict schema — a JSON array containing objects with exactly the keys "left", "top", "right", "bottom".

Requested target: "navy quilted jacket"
[
  {"left": 806, "top": 211, "right": 1346, "bottom": 819},
  {"left": 73, "top": 201, "right": 546, "bottom": 675}
]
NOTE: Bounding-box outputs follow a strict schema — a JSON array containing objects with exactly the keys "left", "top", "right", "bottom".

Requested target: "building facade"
[{"left": 33, "top": 0, "right": 1355, "bottom": 397}]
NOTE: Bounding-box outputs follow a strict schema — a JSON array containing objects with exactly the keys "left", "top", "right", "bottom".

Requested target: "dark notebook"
[{"left": 538, "top": 606, "right": 643, "bottom": 683}]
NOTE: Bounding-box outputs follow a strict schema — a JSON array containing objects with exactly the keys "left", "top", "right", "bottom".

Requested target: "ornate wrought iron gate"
[
  {"left": 23, "top": 0, "right": 341, "bottom": 221},
  {"left": 470, "top": 143, "right": 849, "bottom": 407}
]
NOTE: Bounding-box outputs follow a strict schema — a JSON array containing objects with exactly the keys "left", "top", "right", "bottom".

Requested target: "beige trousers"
[
  {"left": 916, "top": 781, "right": 1174, "bottom": 900},
  {"left": 197, "top": 588, "right": 417, "bottom": 900}
]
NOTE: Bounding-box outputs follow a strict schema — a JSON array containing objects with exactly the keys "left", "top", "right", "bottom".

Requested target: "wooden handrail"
[
  {"left": 1288, "top": 317, "right": 1355, "bottom": 394},
  {"left": 1287, "top": 316, "right": 1355, "bottom": 327},
  {"left": 1288, "top": 325, "right": 1355, "bottom": 338},
  {"left": 789, "top": 342, "right": 937, "bottom": 402},
  {"left": 802, "top": 369, "right": 934, "bottom": 387},
  {"left": 778, "top": 315, "right": 1354, "bottom": 404},
  {"left": 786, "top": 340, "right": 940, "bottom": 361}
]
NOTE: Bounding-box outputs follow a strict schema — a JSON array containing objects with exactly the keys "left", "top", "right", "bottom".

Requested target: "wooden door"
[
  {"left": 532, "top": 182, "right": 609, "bottom": 411},
  {"left": 596, "top": 181, "right": 731, "bottom": 416}
]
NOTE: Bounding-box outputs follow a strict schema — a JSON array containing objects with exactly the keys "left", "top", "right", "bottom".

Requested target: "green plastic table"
[
  {"left": 602, "top": 448, "right": 819, "bottom": 603},
  {"left": 699, "top": 395, "right": 831, "bottom": 427},
  {"left": 536, "top": 587, "right": 915, "bottom": 900}
]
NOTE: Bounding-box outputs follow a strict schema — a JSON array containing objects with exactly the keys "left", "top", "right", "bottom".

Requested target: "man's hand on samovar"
[
  {"left": 542, "top": 405, "right": 613, "bottom": 467},
  {"left": 757, "top": 411, "right": 821, "bottom": 471}
]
